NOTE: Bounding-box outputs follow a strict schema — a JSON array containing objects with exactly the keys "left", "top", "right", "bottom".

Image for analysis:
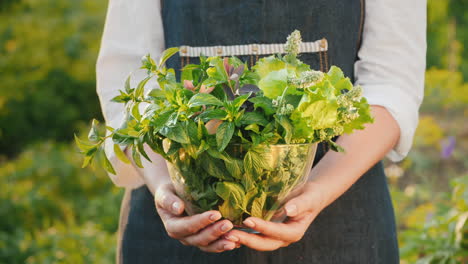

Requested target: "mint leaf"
[{"left": 250, "top": 191, "right": 267, "bottom": 218}]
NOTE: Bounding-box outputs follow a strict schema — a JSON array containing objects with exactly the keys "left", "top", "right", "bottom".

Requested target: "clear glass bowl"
[{"left": 166, "top": 143, "right": 318, "bottom": 228}]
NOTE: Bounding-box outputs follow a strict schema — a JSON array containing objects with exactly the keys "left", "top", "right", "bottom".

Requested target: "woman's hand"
[
  {"left": 223, "top": 181, "right": 327, "bottom": 251},
  {"left": 154, "top": 183, "right": 238, "bottom": 253}
]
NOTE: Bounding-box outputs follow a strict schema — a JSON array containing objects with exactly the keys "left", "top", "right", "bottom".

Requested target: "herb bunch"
[{"left": 76, "top": 30, "right": 373, "bottom": 224}]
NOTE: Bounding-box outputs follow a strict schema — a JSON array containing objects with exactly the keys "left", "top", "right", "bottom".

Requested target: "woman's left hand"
[{"left": 223, "top": 181, "right": 328, "bottom": 251}]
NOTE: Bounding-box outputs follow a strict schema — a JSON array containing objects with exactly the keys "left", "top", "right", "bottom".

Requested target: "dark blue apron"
[{"left": 118, "top": 1, "right": 399, "bottom": 263}]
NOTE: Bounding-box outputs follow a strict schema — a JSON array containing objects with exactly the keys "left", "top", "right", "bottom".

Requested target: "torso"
[{"left": 119, "top": 1, "right": 400, "bottom": 263}]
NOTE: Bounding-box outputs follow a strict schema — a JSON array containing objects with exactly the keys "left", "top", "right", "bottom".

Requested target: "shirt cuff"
[{"left": 361, "top": 84, "right": 420, "bottom": 162}]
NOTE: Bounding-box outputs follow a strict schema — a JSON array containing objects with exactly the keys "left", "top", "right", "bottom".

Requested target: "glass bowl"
[{"left": 166, "top": 143, "right": 318, "bottom": 229}]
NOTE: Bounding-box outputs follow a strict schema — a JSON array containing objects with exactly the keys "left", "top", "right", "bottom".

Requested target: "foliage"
[
  {"left": 0, "top": 142, "right": 123, "bottom": 263},
  {"left": 392, "top": 175, "right": 468, "bottom": 263},
  {"left": 76, "top": 30, "right": 372, "bottom": 224},
  {"left": 0, "top": 0, "right": 105, "bottom": 156}
]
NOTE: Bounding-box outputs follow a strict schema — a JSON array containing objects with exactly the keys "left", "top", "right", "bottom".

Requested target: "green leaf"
[
  {"left": 137, "top": 139, "right": 151, "bottom": 162},
  {"left": 186, "top": 119, "right": 200, "bottom": 145},
  {"left": 125, "top": 75, "right": 132, "bottom": 93},
  {"left": 206, "top": 57, "right": 228, "bottom": 82},
  {"left": 215, "top": 182, "right": 246, "bottom": 209},
  {"left": 131, "top": 102, "right": 141, "bottom": 121},
  {"left": 248, "top": 96, "right": 276, "bottom": 116},
  {"left": 216, "top": 121, "right": 234, "bottom": 151},
  {"left": 201, "top": 155, "right": 231, "bottom": 180},
  {"left": 188, "top": 93, "right": 223, "bottom": 107},
  {"left": 141, "top": 54, "right": 155, "bottom": 71},
  {"left": 244, "top": 145, "right": 274, "bottom": 177},
  {"left": 239, "top": 112, "right": 269, "bottom": 126},
  {"left": 245, "top": 123, "right": 260, "bottom": 134},
  {"left": 257, "top": 68, "right": 288, "bottom": 99},
  {"left": 232, "top": 93, "right": 250, "bottom": 110},
  {"left": 276, "top": 115, "right": 294, "bottom": 144},
  {"left": 147, "top": 88, "right": 165, "bottom": 99},
  {"left": 132, "top": 146, "right": 143, "bottom": 168},
  {"left": 81, "top": 155, "right": 94, "bottom": 168},
  {"left": 253, "top": 56, "right": 286, "bottom": 78},
  {"left": 74, "top": 134, "right": 98, "bottom": 154},
  {"left": 158, "top": 47, "right": 180, "bottom": 68},
  {"left": 250, "top": 191, "right": 267, "bottom": 218},
  {"left": 112, "top": 130, "right": 135, "bottom": 145},
  {"left": 198, "top": 109, "right": 227, "bottom": 122},
  {"left": 111, "top": 94, "right": 131, "bottom": 103},
  {"left": 327, "top": 66, "right": 344, "bottom": 85},
  {"left": 99, "top": 149, "right": 116, "bottom": 174},
  {"left": 135, "top": 76, "right": 152, "bottom": 98},
  {"left": 328, "top": 140, "right": 345, "bottom": 152},
  {"left": 87, "top": 119, "right": 100, "bottom": 141},
  {"left": 218, "top": 199, "right": 243, "bottom": 223},
  {"left": 159, "top": 123, "right": 190, "bottom": 144},
  {"left": 224, "top": 158, "right": 244, "bottom": 179},
  {"left": 150, "top": 109, "right": 175, "bottom": 132},
  {"left": 114, "top": 144, "right": 131, "bottom": 164}
]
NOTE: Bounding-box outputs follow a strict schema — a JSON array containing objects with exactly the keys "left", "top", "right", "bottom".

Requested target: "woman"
[{"left": 96, "top": 0, "right": 426, "bottom": 263}]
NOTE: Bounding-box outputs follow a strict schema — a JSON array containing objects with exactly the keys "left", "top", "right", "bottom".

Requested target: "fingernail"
[
  {"left": 209, "top": 212, "right": 221, "bottom": 221},
  {"left": 220, "top": 223, "right": 231, "bottom": 232},
  {"left": 243, "top": 219, "right": 255, "bottom": 228},
  {"left": 223, "top": 243, "right": 235, "bottom": 251},
  {"left": 285, "top": 204, "right": 297, "bottom": 216},
  {"left": 225, "top": 235, "right": 239, "bottom": 242},
  {"left": 172, "top": 202, "right": 181, "bottom": 213}
]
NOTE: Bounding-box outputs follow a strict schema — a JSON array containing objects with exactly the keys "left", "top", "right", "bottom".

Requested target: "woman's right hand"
[{"left": 154, "top": 183, "right": 238, "bottom": 253}]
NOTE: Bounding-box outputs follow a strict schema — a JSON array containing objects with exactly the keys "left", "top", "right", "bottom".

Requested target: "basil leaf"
[
  {"left": 87, "top": 119, "right": 100, "bottom": 141},
  {"left": 198, "top": 109, "right": 227, "bottom": 122},
  {"left": 216, "top": 121, "right": 234, "bottom": 152},
  {"left": 188, "top": 93, "right": 223, "bottom": 107},
  {"left": 114, "top": 144, "right": 131, "bottom": 164},
  {"left": 99, "top": 149, "right": 116, "bottom": 174},
  {"left": 158, "top": 47, "right": 180, "bottom": 68}
]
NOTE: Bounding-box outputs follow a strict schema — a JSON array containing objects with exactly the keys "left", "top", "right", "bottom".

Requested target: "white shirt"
[{"left": 96, "top": 0, "right": 427, "bottom": 188}]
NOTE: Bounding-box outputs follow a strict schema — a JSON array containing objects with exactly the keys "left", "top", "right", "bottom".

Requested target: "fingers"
[
  {"left": 283, "top": 182, "right": 324, "bottom": 217},
  {"left": 240, "top": 217, "right": 306, "bottom": 242},
  {"left": 224, "top": 229, "right": 285, "bottom": 251},
  {"left": 164, "top": 210, "right": 222, "bottom": 238},
  {"left": 198, "top": 238, "right": 237, "bottom": 253},
  {"left": 154, "top": 183, "right": 185, "bottom": 215},
  {"left": 183, "top": 219, "right": 233, "bottom": 247}
]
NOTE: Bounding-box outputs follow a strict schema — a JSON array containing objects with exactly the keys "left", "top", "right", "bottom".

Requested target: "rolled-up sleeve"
[
  {"left": 96, "top": 0, "right": 165, "bottom": 187},
  {"left": 354, "top": 0, "right": 427, "bottom": 162}
]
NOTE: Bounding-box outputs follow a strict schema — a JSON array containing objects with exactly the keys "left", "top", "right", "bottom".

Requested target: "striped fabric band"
[{"left": 179, "top": 38, "right": 328, "bottom": 57}]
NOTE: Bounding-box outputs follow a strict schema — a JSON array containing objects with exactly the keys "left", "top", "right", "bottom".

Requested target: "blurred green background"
[{"left": 0, "top": 0, "right": 467, "bottom": 263}]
